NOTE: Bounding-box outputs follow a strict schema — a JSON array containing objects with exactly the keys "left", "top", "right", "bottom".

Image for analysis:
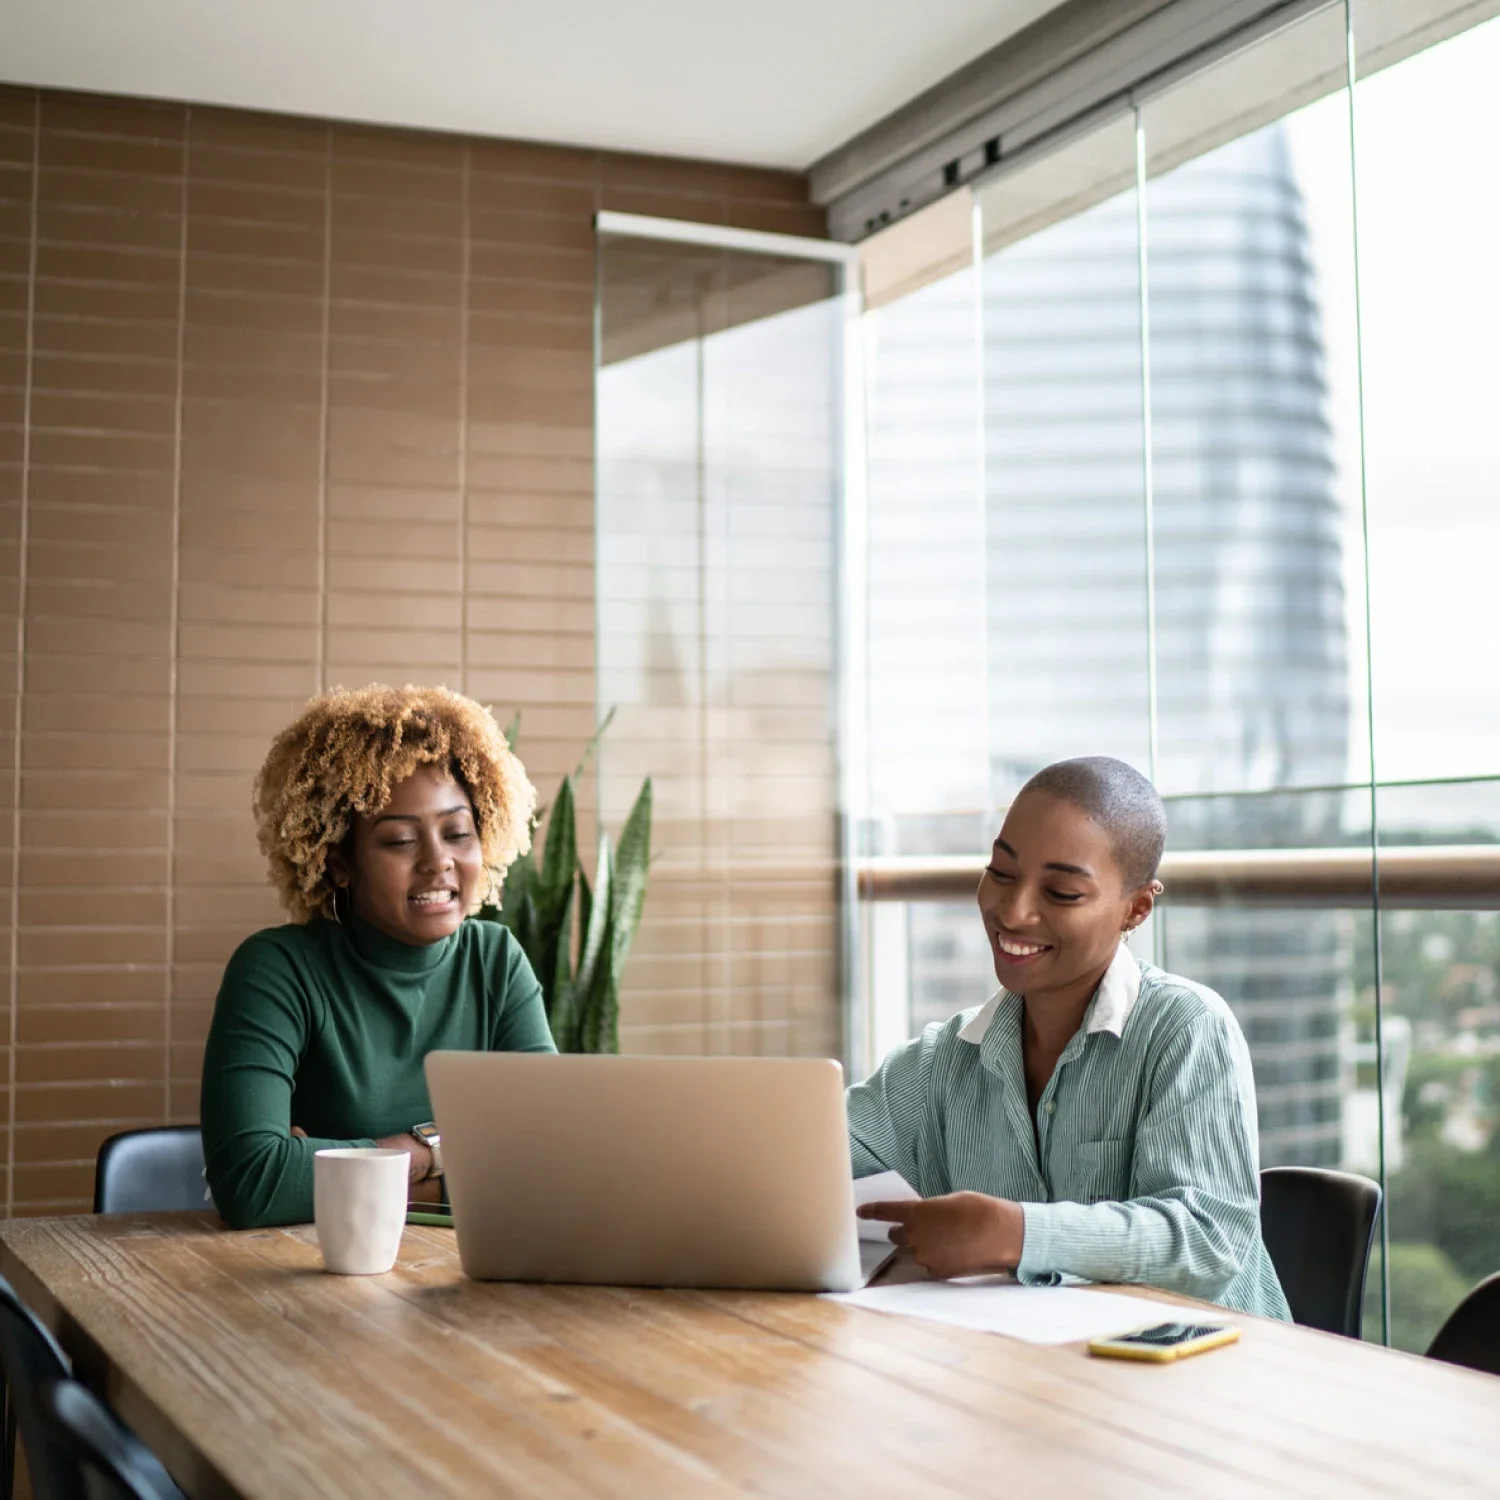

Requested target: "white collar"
[{"left": 958, "top": 942, "right": 1143, "bottom": 1044}]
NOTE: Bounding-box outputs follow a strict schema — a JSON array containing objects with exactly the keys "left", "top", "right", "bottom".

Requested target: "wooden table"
[{"left": 1, "top": 1213, "right": 1496, "bottom": 1500}]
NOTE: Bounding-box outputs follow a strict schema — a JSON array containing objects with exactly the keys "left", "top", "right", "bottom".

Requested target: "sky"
[{"left": 1286, "top": 15, "right": 1500, "bottom": 789}]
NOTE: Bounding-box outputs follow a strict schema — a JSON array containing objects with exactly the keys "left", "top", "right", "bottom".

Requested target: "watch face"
[{"left": 413, "top": 1123, "right": 440, "bottom": 1144}]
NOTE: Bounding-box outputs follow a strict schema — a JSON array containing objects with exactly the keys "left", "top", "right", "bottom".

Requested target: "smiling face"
[
  {"left": 333, "top": 761, "right": 485, "bottom": 946},
  {"left": 977, "top": 789, "right": 1157, "bottom": 1005}
]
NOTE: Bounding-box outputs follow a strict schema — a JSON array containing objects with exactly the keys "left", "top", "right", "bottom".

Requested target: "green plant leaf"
[
  {"left": 477, "top": 726, "right": 647, "bottom": 1058},
  {"left": 539, "top": 775, "right": 577, "bottom": 905},
  {"left": 597, "top": 975, "right": 623, "bottom": 1054},
  {"left": 534, "top": 906, "right": 565, "bottom": 1017},
  {"left": 609, "top": 778, "right": 653, "bottom": 979},
  {"left": 576, "top": 835, "right": 612, "bottom": 999},
  {"left": 505, "top": 891, "right": 544, "bottom": 991},
  {"left": 501, "top": 709, "right": 521, "bottom": 750},
  {"left": 575, "top": 945, "right": 619, "bottom": 1055},
  {"left": 576, "top": 971, "right": 598, "bottom": 1054},
  {"left": 570, "top": 704, "right": 617, "bottom": 782},
  {"left": 576, "top": 861, "right": 593, "bottom": 972},
  {"left": 495, "top": 847, "right": 538, "bottom": 920},
  {"left": 525, "top": 776, "right": 576, "bottom": 1000},
  {"left": 552, "top": 984, "right": 578, "bottom": 1052},
  {"left": 546, "top": 879, "right": 578, "bottom": 1047},
  {"left": 550, "top": 879, "right": 576, "bottom": 997}
]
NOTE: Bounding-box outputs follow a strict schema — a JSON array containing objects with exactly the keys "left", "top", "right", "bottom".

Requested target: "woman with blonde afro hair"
[
  {"left": 201, "top": 685, "right": 556, "bottom": 1230},
  {"left": 254, "top": 683, "right": 536, "bottom": 923}
]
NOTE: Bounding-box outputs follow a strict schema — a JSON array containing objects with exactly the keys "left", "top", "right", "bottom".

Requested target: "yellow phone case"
[{"left": 1087, "top": 1324, "right": 1241, "bottom": 1362}]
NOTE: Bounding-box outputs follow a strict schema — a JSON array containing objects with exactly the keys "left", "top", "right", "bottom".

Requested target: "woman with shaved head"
[{"left": 852, "top": 755, "right": 1289, "bottom": 1318}]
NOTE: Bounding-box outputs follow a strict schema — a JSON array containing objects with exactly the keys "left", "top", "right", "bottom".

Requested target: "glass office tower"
[{"left": 880, "top": 127, "right": 1351, "bottom": 1165}]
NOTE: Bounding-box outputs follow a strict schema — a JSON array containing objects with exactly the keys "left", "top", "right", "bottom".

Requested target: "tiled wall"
[{"left": 0, "top": 83, "right": 826, "bottom": 1216}]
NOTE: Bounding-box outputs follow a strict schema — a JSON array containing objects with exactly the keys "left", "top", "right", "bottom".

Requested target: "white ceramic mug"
[{"left": 313, "top": 1147, "right": 409, "bottom": 1275}]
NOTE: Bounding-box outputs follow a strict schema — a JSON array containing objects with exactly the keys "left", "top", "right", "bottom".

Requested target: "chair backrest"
[
  {"left": 35, "top": 1381, "right": 184, "bottom": 1500},
  {"left": 0, "top": 1275, "right": 86, "bottom": 1500},
  {"left": 1260, "top": 1165, "right": 1382, "bottom": 1338},
  {"left": 1426, "top": 1272, "right": 1500, "bottom": 1376},
  {"left": 92, "top": 1129, "right": 206, "bottom": 1215}
]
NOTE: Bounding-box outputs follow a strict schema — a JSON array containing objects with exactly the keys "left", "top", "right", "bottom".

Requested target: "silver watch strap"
[{"left": 411, "top": 1126, "right": 442, "bottom": 1179}]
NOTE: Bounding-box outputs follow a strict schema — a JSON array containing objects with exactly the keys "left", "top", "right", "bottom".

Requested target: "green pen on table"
[{"left": 405, "top": 1209, "right": 454, "bottom": 1227}]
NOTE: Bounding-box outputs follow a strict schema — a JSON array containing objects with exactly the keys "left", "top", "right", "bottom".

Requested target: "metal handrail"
[{"left": 856, "top": 844, "right": 1500, "bottom": 909}]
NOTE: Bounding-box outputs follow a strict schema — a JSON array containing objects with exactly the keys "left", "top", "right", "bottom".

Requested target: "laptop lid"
[{"left": 425, "top": 1052, "right": 863, "bottom": 1292}]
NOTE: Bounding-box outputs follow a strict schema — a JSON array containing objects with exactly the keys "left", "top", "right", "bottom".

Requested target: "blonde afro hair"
[{"left": 253, "top": 684, "right": 537, "bottom": 923}]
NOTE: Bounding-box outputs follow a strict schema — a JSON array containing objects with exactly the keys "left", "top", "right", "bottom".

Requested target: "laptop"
[{"left": 425, "top": 1052, "right": 894, "bottom": 1292}]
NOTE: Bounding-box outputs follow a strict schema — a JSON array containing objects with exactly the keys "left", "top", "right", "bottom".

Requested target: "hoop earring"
[{"left": 330, "top": 886, "right": 348, "bottom": 926}]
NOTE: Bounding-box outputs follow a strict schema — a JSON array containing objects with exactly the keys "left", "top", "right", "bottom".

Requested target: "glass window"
[
  {"left": 596, "top": 235, "right": 845, "bottom": 1059},
  {"left": 1356, "top": 9, "right": 1500, "bottom": 1351},
  {"left": 586, "top": 0, "right": 1500, "bottom": 1355},
  {"left": 979, "top": 119, "right": 1152, "bottom": 804},
  {"left": 1371, "top": 776, "right": 1500, "bottom": 1350},
  {"left": 841, "top": 0, "right": 1500, "bottom": 1352},
  {"left": 1142, "top": 6, "right": 1369, "bottom": 797},
  {"left": 1157, "top": 787, "right": 1371, "bottom": 1170},
  {"left": 1358, "top": 16, "right": 1500, "bottom": 782},
  {"left": 861, "top": 120, "right": 1150, "bottom": 1049},
  {"left": 862, "top": 255, "right": 990, "bottom": 1062}
]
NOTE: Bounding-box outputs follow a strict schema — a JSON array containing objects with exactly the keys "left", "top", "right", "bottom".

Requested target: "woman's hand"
[
  {"left": 858, "top": 1191, "right": 1025, "bottom": 1279},
  {"left": 374, "top": 1132, "right": 438, "bottom": 1198},
  {"left": 291, "top": 1125, "right": 440, "bottom": 1200}
]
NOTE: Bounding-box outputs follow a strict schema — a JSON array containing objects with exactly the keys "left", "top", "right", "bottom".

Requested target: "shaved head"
[{"left": 1017, "top": 756, "right": 1166, "bottom": 890}]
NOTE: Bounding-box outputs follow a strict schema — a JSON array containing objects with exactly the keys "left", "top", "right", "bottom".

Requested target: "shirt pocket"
[{"left": 1068, "top": 1139, "right": 1132, "bottom": 1204}]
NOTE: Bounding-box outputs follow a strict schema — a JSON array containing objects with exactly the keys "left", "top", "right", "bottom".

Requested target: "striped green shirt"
[{"left": 847, "top": 945, "right": 1291, "bottom": 1319}]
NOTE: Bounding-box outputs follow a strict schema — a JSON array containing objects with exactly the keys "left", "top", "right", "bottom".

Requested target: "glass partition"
[
  {"left": 591, "top": 0, "right": 1500, "bottom": 1352},
  {"left": 980, "top": 129, "right": 1152, "bottom": 797},
  {"left": 852, "top": 0, "right": 1500, "bottom": 1351},
  {"left": 862, "top": 256, "right": 989, "bottom": 1062},
  {"left": 595, "top": 225, "right": 854, "bottom": 1061},
  {"left": 1142, "top": 4, "right": 1369, "bottom": 798},
  {"left": 1357, "top": 15, "right": 1500, "bottom": 783},
  {"left": 1139, "top": 6, "right": 1372, "bottom": 1210},
  {"left": 861, "top": 120, "right": 1152, "bottom": 1055},
  {"left": 1156, "top": 785, "right": 1373, "bottom": 1170},
  {"left": 1373, "top": 776, "right": 1500, "bottom": 1347}
]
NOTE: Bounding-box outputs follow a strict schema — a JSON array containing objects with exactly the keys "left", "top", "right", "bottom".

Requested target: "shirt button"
[{"left": 1045, "top": 1101, "right": 1055, "bottom": 1116}]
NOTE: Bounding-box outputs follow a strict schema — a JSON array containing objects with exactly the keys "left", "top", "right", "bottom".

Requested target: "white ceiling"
[{"left": 0, "top": 0, "right": 1063, "bottom": 170}]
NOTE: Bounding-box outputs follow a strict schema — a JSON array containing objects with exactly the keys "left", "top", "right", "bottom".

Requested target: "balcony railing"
[{"left": 856, "top": 845, "right": 1500, "bottom": 909}]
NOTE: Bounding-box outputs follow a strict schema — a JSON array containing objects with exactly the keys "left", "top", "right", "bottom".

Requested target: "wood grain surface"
[{"left": 1, "top": 1213, "right": 1496, "bottom": 1500}]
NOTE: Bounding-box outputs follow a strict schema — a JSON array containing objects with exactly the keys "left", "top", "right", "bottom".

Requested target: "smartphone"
[{"left": 1087, "top": 1321, "right": 1240, "bottom": 1362}]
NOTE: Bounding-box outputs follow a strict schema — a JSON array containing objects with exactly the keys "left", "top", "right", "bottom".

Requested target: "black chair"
[
  {"left": 92, "top": 1129, "right": 207, "bottom": 1216},
  {"left": 1260, "top": 1165, "right": 1382, "bottom": 1338},
  {"left": 35, "top": 1381, "right": 183, "bottom": 1500},
  {"left": 0, "top": 1273, "right": 84, "bottom": 1500},
  {"left": 1426, "top": 1272, "right": 1500, "bottom": 1376}
]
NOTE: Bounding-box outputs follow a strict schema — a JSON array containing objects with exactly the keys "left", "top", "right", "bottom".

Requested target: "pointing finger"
[{"left": 857, "top": 1201, "right": 916, "bottom": 1223}]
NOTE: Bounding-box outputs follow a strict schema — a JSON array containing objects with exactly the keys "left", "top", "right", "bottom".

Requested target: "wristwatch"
[{"left": 409, "top": 1121, "right": 442, "bottom": 1179}]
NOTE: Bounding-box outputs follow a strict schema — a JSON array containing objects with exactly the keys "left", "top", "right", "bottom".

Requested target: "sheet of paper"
[
  {"left": 858, "top": 1239, "right": 899, "bottom": 1284},
  {"left": 852, "top": 1171, "right": 919, "bottom": 1242},
  {"left": 826, "top": 1277, "right": 1208, "bottom": 1346}
]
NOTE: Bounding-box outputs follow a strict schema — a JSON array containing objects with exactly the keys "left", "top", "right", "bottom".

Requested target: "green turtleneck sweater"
[{"left": 201, "top": 912, "right": 555, "bottom": 1229}]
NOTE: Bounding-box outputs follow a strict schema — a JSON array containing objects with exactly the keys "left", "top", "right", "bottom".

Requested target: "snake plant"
[{"left": 477, "top": 712, "right": 652, "bottom": 1054}]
